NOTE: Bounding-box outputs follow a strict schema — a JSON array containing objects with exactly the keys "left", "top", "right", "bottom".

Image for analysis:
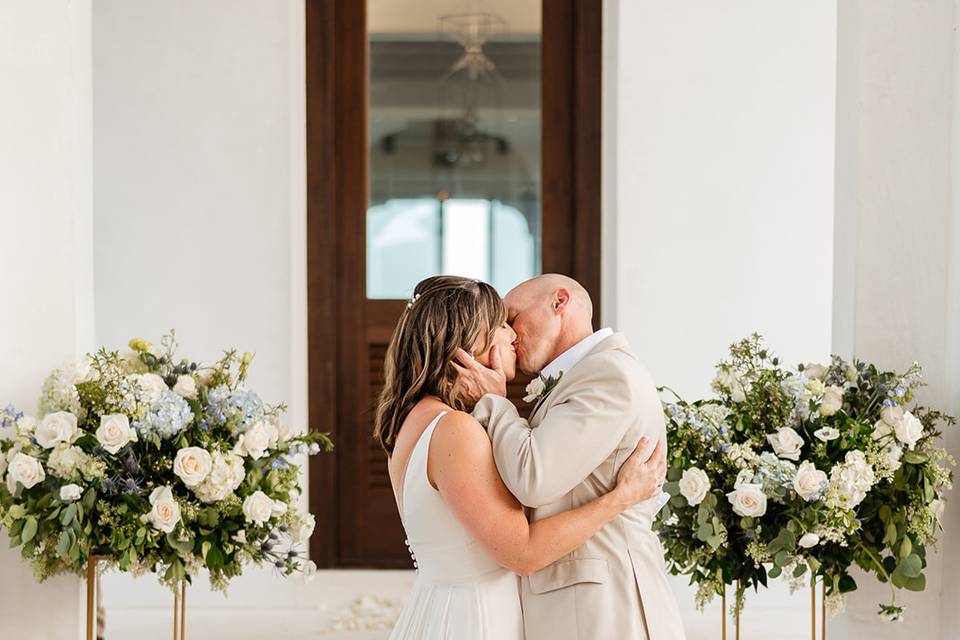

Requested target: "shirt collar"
[{"left": 540, "top": 328, "right": 614, "bottom": 381}]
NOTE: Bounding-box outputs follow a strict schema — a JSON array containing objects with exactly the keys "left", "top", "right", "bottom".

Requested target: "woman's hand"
[{"left": 612, "top": 437, "right": 667, "bottom": 509}]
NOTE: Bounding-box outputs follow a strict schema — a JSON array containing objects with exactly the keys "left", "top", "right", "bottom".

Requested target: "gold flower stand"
[
  {"left": 86, "top": 556, "right": 188, "bottom": 640},
  {"left": 721, "top": 578, "right": 826, "bottom": 640}
]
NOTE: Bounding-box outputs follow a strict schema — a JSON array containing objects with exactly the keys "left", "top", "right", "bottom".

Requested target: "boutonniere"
[{"left": 523, "top": 372, "right": 563, "bottom": 404}]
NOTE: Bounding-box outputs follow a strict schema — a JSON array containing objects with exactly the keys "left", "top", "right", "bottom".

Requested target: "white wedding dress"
[{"left": 389, "top": 411, "right": 523, "bottom": 639}]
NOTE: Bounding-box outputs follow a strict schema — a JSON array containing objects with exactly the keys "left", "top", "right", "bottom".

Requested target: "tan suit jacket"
[{"left": 474, "top": 333, "right": 685, "bottom": 639}]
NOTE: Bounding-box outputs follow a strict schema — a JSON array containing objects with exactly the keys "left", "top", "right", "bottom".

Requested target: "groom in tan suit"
[{"left": 456, "top": 274, "right": 685, "bottom": 640}]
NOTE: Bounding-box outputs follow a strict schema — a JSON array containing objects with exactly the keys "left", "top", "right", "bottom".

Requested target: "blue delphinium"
[
  {"left": 134, "top": 390, "right": 194, "bottom": 439},
  {"left": 1, "top": 404, "right": 22, "bottom": 429}
]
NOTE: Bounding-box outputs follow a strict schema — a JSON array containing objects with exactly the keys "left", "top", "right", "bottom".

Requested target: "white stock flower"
[
  {"left": 734, "top": 468, "right": 755, "bottom": 488},
  {"left": 16, "top": 415, "right": 37, "bottom": 436},
  {"left": 799, "top": 532, "right": 820, "bottom": 548},
  {"left": 96, "top": 414, "right": 138, "bottom": 454},
  {"left": 767, "top": 427, "right": 804, "bottom": 461},
  {"left": 48, "top": 444, "right": 84, "bottom": 479},
  {"left": 881, "top": 404, "right": 905, "bottom": 427},
  {"left": 894, "top": 412, "right": 924, "bottom": 450},
  {"left": 793, "top": 461, "right": 828, "bottom": 502},
  {"left": 6, "top": 452, "right": 45, "bottom": 492},
  {"left": 142, "top": 486, "right": 181, "bottom": 533},
  {"left": 819, "top": 386, "right": 844, "bottom": 417},
  {"left": 814, "top": 427, "right": 840, "bottom": 442},
  {"left": 60, "top": 483, "right": 82, "bottom": 502},
  {"left": 727, "top": 483, "right": 767, "bottom": 517},
  {"left": 803, "top": 363, "right": 828, "bottom": 380},
  {"left": 35, "top": 412, "right": 80, "bottom": 449},
  {"left": 173, "top": 375, "right": 198, "bottom": 400},
  {"left": 173, "top": 447, "right": 213, "bottom": 488},
  {"left": 678, "top": 467, "right": 710, "bottom": 506},
  {"left": 242, "top": 491, "right": 275, "bottom": 525},
  {"left": 523, "top": 377, "right": 546, "bottom": 403},
  {"left": 291, "top": 512, "right": 316, "bottom": 544},
  {"left": 235, "top": 420, "right": 279, "bottom": 460}
]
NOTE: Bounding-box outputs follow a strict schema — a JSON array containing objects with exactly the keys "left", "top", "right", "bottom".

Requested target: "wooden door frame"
[{"left": 306, "top": 0, "right": 602, "bottom": 568}]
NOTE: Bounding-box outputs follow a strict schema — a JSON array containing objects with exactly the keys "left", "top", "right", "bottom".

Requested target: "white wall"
[
  {"left": 833, "top": 2, "right": 960, "bottom": 639},
  {"left": 0, "top": 1, "right": 95, "bottom": 637},
  {"left": 92, "top": 0, "right": 311, "bottom": 615},
  {"left": 603, "top": 1, "right": 838, "bottom": 637}
]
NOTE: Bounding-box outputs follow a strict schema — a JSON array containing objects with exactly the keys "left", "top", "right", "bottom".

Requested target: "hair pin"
[{"left": 406, "top": 293, "right": 422, "bottom": 310}]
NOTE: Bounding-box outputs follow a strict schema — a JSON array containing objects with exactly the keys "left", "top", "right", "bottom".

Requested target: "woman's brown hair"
[{"left": 373, "top": 275, "right": 506, "bottom": 455}]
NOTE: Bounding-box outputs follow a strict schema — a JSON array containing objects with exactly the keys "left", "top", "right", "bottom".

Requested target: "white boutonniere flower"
[{"left": 523, "top": 372, "right": 563, "bottom": 404}]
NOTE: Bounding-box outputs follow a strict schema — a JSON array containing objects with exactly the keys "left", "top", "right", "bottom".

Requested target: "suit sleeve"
[{"left": 473, "top": 353, "right": 641, "bottom": 508}]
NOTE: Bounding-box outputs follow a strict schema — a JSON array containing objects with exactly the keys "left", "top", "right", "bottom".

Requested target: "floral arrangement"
[
  {"left": 655, "top": 335, "right": 954, "bottom": 621},
  {"left": 0, "top": 333, "right": 332, "bottom": 590}
]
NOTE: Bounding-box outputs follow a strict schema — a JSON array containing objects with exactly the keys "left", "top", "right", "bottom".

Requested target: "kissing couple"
[{"left": 375, "top": 274, "right": 685, "bottom": 639}]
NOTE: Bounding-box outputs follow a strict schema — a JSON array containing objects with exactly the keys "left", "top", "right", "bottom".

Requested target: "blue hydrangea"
[
  {"left": 207, "top": 384, "right": 264, "bottom": 431},
  {"left": 1, "top": 404, "right": 22, "bottom": 429},
  {"left": 134, "top": 390, "right": 194, "bottom": 439}
]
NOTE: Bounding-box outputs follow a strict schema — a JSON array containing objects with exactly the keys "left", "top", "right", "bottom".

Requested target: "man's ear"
[{"left": 553, "top": 288, "right": 570, "bottom": 314}]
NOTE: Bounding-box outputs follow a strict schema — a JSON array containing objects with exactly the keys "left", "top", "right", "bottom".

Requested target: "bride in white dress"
[{"left": 373, "top": 276, "right": 667, "bottom": 640}]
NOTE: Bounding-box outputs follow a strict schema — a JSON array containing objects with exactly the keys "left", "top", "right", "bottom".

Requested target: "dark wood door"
[{"left": 307, "top": 0, "right": 602, "bottom": 568}]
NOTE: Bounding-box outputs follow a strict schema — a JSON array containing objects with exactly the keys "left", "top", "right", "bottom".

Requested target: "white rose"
[
  {"left": 131, "top": 373, "right": 168, "bottom": 405},
  {"left": 96, "top": 414, "right": 138, "bottom": 454},
  {"left": 881, "top": 404, "right": 905, "bottom": 426},
  {"left": 142, "top": 486, "right": 181, "bottom": 533},
  {"left": 803, "top": 363, "right": 828, "bottom": 380},
  {"left": 678, "top": 467, "right": 710, "bottom": 506},
  {"left": 727, "top": 483, "right": 767, "bottom": 517},
  {"left": 236, "top": 420, "right": 279, "bottom": 460},
  {"left": 48, "top": 444, "right": 84, "bottom": 479},
  {"left": 767, "top": 427, "right": 804, "bottom": 461},
  {"left": 799, "top": 532, "right": 820, "bottom": 548},
  {"left": 272, "top": 500, "right": 288, "bottom": 516},
  {"left": 6, "top": 452, "right": 46, "bottom": 492},
  {"left": 173, "top": 447, "right": 213, "bottom": 487},
  {"left": 291, "top": 512, "right": 316, "bottom": 544},
  {"left": 894, "top": 412, "right": 924, "bottom": 450},
  {"left": 872, "top": 419, "right": 893, "bottom": 440},
  {"left": 793, "top": 461, "right": 828, "bottom": 502},
  {"left": 523, "top": 377, "right": 546, "bottom": 403},
  {"left": 814, "top": 427, "right": 840, "bottom": 442},
  {"left": 172, "top": 375, "right": 198, "bottom": 400},
  {"left": 60, "top": 483, "right": 82, "bottom": 502},
  {"left": 819, "top": 386, "right": 844, "bottom": 417},
  {"left": 243, "top": 491, "right": 275, "bottom": 525},
  {"left": 35, "top": 412, "right": 80, "bottom": 449}
]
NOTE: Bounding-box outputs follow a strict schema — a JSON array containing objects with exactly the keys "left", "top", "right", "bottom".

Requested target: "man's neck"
[{"left": 545, "top": 327, "right": 594, "bottom": 367}]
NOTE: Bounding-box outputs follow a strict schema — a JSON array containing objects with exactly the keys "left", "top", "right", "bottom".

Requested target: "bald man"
[{"left": 455, "top": 274, "right": 685, "bottom": 640}]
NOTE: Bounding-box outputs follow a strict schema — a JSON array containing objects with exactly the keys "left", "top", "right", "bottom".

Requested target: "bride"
[{"left": 374, "top": 275, "right": 667, "bottom": 640}]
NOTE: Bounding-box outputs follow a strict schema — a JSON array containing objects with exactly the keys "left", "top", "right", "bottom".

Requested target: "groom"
[{"left": 455, "top": 274, "right": 685, "bottom": 640}]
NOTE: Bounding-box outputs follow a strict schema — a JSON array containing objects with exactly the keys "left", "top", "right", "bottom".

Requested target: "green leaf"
[
  {"left": 740, "top": 517, "right": 755, "bottom": 529},
  {"left": 768, "top": 565, "right": 783, "bottom": 579},
  {"left": 883, "top": 522, "right": 898, "bottom": 546},
  {"left": 205, "top": 545, "right": 225, "bottom": 570},
  {"left": 900, "top": 554, "right": 923, "bottom": 579},
  {"left": 696, "top": 523, "right": 714, "bottom": 542},
  {"left": 82, "top": 488, "right": 97, "bottom": 511},
  {"left": 667, "top": 468, "right": 682, "bottom": 482},
  {"left": 774, "top": 550, "right": 789, "bottom": 567},
  {"left": 663, "top": 481, "right": 680, "bottom": 497},
  {"left": 838, "top": 574, "right": 857, "bottom": 593},
  {"left": 904, "top": 574, "right": 926, "bottom": 592},
  {"left": 9, "top": 519, "right": 24, "bottom": 538},
  {"left": 793, "top": 563, "right": 808, "bottom": 578},
  {"left": 706, "top": 535, "right": 723, "bottom": 551},
  {"left": 20, "top": 517, "right": 38, "bottom": 545},
  {"left": 61, "top": 503, "right": 77, "bottom": 527},
  {"left": 57, "top": 530, "right": 71, "bottom": 557},
  {"left": 903, "top": 452, "right": 928, "bottom": 465},
  {"left": 807, "top": 557, "right": 821, "bottom": 574},
  {"left": 900, "top": 536, "right": 913, "bottom": 560},
  {"left": 879, "top": 505, "right": 892, "bottom": 523}
]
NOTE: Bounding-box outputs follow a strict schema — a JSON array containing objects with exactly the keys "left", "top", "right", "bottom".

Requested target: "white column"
[
  {"left": 833, "top": 1, "right": 959, "bottom": 638},
  {"left": 604, "top": 2, "right": 838, "bottom": 637},
  {"left": 0, "top": 1, "right": 94, "bottom": 638}
]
